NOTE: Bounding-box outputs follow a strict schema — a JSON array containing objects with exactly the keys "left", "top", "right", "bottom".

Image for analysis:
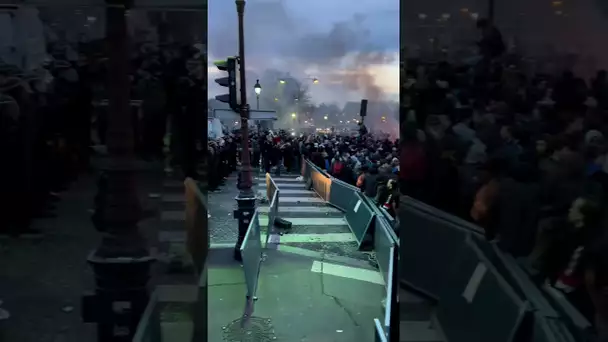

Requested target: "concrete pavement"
[
  {"left": 0, "top": 160, "right": 166, "bottom": 342},
  {"left": 205, "top": 172, "right": 387, "bottom": 341}
]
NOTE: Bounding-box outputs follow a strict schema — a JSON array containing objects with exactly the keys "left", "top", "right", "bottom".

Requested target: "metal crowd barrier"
[
  {"left": 265, "top": 172, "right": 277, "bottom": 203},
  {"left": 133, "top": 178, "right": 208, "bottom": 342},
  {"left": 300, "top": 158, "right": 399, "bottom": 340},
  {"left": 264, "top": 174, "right": 280, "bottom": 248},
  {"left": 328, "top": 177, "right": 359, "bottom": 212},
  {"left": 437, "top": 234, "right": 529, "bottom": 342},
  {"left": 300, "top": 156, "right": 312, "bottom": 182},
  {"left": 241, "top": 211, "right": 263, "bottom": 303},
  {"left": 132, "top": 291, "right": 162, "bottom": 342},
  {"left": 344, "top": 191, "right": 375, "bottom": 248},
  {"left": 399, "top": 196, "right": 592, "bottom": 342},
  {"left": 541, "top": 284, "right": 595, "bottom": 342},
  {"left": 184, "top": 178, "right": 208, "bottom": 274},
  {"left": 400, "top": 199, "right": 480, "bottom": 299},
  {"left": 373, "top": 319, "right": 388, "bottom": 342},
  {"left": 374, "top": 216, "right": 395, "bottom": 288}
]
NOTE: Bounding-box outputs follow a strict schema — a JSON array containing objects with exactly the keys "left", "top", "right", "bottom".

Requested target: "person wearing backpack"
[{"left": 332, "top": 157, "right": 344, "bottom": 176}]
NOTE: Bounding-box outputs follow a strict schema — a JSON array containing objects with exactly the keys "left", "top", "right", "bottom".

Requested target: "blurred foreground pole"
[
  {"left": 82, "top": 0, "right": 153, "bottom": 340},
  {"left": 233, "top": 0, "right": 256, "bottom": 261}
]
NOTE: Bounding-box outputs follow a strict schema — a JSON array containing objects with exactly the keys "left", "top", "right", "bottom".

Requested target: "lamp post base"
[
  {"left": 233, "top": 191, "right": 256, "bottom": 261},
  {"left": 82, "top": 253, "right": 154, "bottom": 342}
]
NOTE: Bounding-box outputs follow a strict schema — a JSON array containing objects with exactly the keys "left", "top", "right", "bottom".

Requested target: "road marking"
[
  {"left": 256, "top": 177, "right": 302, "bottom": 182},
  {"left": 310, "top": 260, "right": 384, "bottom": 285},
  {"left": 161, "top": 211, "right": 185, "bottom": 221},
  {"left": 210, "top": 243, "right": 234, "bottom": 249},
  {"left": 258, "top": 217, "right": 346, "bottom": 226},
  {"left": 163, "top": 180, "right": 183, "bottom": 188},
  {"left": 159, "top": 231, "right": 185, "bottom": 242},
  {"left": 280, "top": 197, "right": 324, "bottom": 203},
  {"left": 273, "top": 189, "right": 311, "bottom": 195},
  {"left": 399, "top": 321, "right": 443, "bottom": 341},
  {"left": 162, "top": 194, "right": 185, "bottom": 203},
  {"left": 260, "top": 233, "right": 355, "bottom": 244},
  {"left": 258, "top": 182, "right": 306, "bottom": 188},
  {"left": 257, "top": 206, "right": 341, "bottom": 214}
]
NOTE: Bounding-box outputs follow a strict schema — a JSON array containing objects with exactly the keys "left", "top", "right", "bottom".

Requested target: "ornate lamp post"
[
  {"left": 72, "top": 0, "right": 206, "bottom": 340},
  {"left": 233, "top": 0, "right": 255, "bottom": 261},
  {"left": 82, "top": 1, "right": 154, "bottom": 341}
]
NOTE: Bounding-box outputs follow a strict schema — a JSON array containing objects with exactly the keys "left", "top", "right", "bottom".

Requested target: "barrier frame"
[
  {"left": 375, "top": 216, "right": 396, "bottom": 289},
  {"left": 184, "top": 178, "right": 208, "bottom": 275},
  {"left": 489, "top": 243, "right": 559, "bottom": 318},
  {"left": 541, "top": 284, "right": 594, "bottom": 340},
  {"left": 132, "top": 291, "right": 162, "bottom": 342},
  {"left": 265, "top": 187, "right": 279, "bottom": 248},
  {"left": 344, "top": 191, "right": 375, "bottom": 248},
  {"left": 265, "top": 172, "right": 277, "bottom": 202},
  {"left": 308, "top": 160, "right": 331, "bottom": 201},
  {"left": 383, "top": 244, "right": 397, "bottom": 336},
  {"left": 327, "top": 177, "right": 360, "bottom": 212},
  {"left": 240, "top": 211, "right": 263, "bottom": 300},
  {"left": 374, "top": 318, "right": 388, "bottom": 342},
  {"left": 437, "top": 235, "right": 530, "bottom": 342}
]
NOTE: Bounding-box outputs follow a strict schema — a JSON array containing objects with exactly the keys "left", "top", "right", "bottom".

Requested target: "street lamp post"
[
  {"left": 254, "top": 79, "right": 262, "bottom": 131},
  {"left": 254, "top": 79, "right": 261, "bottom": 110},
  {"left": 83, "top": 0, "right": 153, "bottom": 341},
  {"left": 234, "top": 0, "right": 255, "bottom": 262}
]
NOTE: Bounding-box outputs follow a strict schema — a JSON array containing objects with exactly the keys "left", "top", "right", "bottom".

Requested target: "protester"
[{"left": 404, "top": 18, "right": 608, "bottom": 335}]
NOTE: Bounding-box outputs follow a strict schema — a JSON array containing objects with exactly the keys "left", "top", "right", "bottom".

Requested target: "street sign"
[{"left": 212, "top": 109, "right": 277, "bottom": 121}]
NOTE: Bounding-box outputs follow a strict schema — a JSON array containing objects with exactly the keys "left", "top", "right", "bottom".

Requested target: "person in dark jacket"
[{"left": 364, "top": 166, "right": 380, "bottom": 198}]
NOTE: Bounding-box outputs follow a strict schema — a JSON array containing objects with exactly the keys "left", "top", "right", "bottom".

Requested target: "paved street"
[
  {"left": 0, "top": 161, "right": 166, "bottom": 342},
  {"left": 205, "top": 172, "right": 390, "bottom": 341}
]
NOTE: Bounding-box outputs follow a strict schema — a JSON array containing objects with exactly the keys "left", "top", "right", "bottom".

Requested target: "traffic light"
[{"left": 214, "top": 57, "right": 240, "bottom": 112}]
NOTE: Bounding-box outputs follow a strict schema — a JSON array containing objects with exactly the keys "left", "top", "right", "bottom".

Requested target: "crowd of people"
[
  {"left": 1, "top": 40, "right": 207, "bottom": 244},
  {"left": 206, "top": 128, "right": 400, "bottom": 218},
  {"left": 402, "top": 18, "right": 608, "bottom": 339}
]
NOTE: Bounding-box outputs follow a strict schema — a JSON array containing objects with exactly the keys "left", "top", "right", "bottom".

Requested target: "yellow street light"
[
  {"left": 291, "top": 113, "right": 296, "bottom": 118},
  {"left": 279, "top": 79, "right": 286, "bottom": 84},
  {"left": 324, "top": 115, "right": 328, "bottom": 120},
  {"left": 274, "top": 98, "right": 278, "bottom": 101},
  {"left": 312, "top": 78, "right": 319, "bottom": 84}
]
